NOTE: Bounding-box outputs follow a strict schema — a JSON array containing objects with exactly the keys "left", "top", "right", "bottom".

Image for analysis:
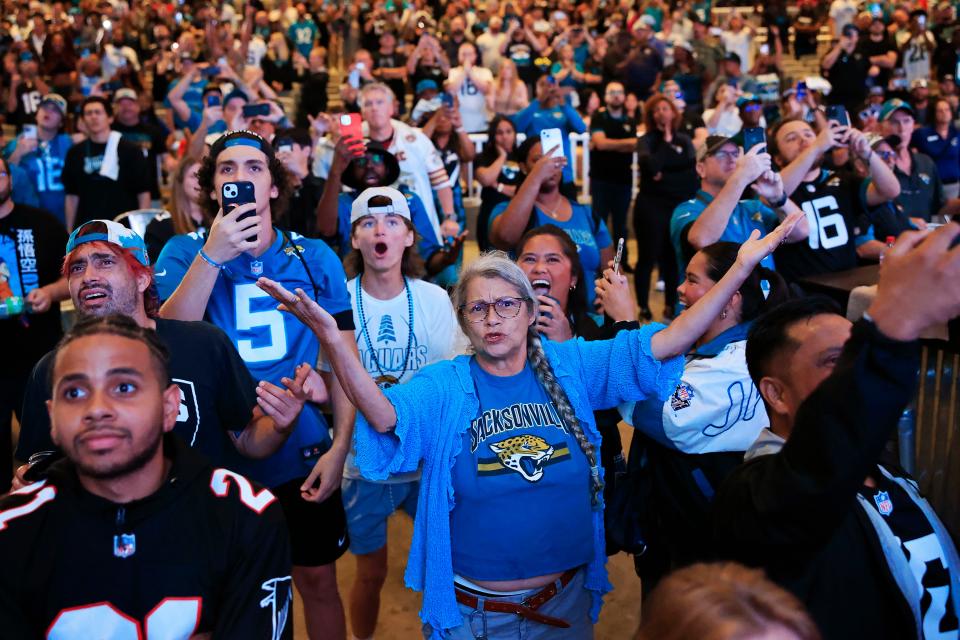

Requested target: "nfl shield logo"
[
  {"left": 250, "top": 260, "right": 264, "bottom": 276},
  {"left": 874, "top": 491, "right": 894, "bottom": 517},
  {"left": 113, "top": 533, "right": 136, "bottom": 558},
  {"left": 671, "top": 382, "right": 695, "bottom": 411}
]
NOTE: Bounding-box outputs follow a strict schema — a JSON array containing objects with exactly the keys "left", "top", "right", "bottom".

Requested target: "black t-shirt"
[
  {"left": 680, "top": 110, "right": 705, "bottom": 140},
  {"left": 295, "top": 70, "right": 330, "bottom": 128},
  {"left": 859, "top": 468, "right": 959, "bottom": 638},
  {"left": 505, "top": 41, "right": 537, "bottom": 85},
  {"left": 373, "top": 50, "right": 408, "bottom": 112},
  {"left": 113, "top": 121, "right": 166, "bottom": 199},
  {"left": 0, "top": 204, "right": 67, "bottom": 373},
  {"left": 775, "top": 169, "right": 870, "bottom": 281},
  {"left": 17, "top": 317, "right": 258, "bottom": 468},
  {"left": 474, "top": 151, "right": 523, "bottom": 252},
  {"left": 857, "top": 36, "right": 898, "bottom": 90},
  {"left": 824, "top": 49, "right": 870, "bottom": 109},
  {"left": 589, "top": 108, "right": 638, "bottom": 185},
  {"left": 62, "top": 136, "right": 152, "bottom": 227}
]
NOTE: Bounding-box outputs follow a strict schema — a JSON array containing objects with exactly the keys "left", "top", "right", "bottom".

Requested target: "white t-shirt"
[
  {"left": 702, "top": 107, "right": 743, "bottom": 138},
  {"left": 342, "top": 276, "right": 467, "bottom": 481},
  {"left": 829, "top": 0, "right": 859, "bottom": 36},
  {"left": 720, "top": 28, "right": 752, "bottom": 74},
  {"left": 476, "top": 31, "right": 508, "bottom": 73},
  {"left": 449, "top": 66, "right": 494, "bottom": 133}
]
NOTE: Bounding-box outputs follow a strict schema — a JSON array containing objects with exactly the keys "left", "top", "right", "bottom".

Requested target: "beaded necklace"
[{"left": 355, "top": 274, "right": 414, "bottom": 389}]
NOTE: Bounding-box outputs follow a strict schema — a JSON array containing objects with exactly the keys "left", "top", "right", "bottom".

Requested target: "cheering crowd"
[{"left": 1, "top": 0, "right": 960, "bottom": 638}]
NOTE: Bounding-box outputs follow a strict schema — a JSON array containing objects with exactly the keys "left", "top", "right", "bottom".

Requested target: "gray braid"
[{"left": 526, "top": 330, "right": 604, "bottom": 508}]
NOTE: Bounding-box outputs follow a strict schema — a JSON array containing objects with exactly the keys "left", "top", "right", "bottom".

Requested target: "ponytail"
[
  {"left": 700, "top": 242, "right": 791, "bottom": 323},
  {"left": 526, "top": 328, "right": 604, "bottom": 508}
]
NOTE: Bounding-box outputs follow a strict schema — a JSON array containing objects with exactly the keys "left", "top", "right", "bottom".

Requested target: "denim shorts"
[
  {"left": 341, "top": 476, "right": 418, "bottom": 555},
  {"left": 422, "top": 568, "right": 593, "bottom": 639}
]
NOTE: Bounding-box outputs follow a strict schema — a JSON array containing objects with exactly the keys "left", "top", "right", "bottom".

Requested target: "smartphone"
[
  {"left": 222, "top": 181, "right": 257, "bottom": 243},
  {"left": 441, "top": 91, "right": 455, "bottom": 109},
  {"left": 102, "top": 81, "right": 122, "bottom": 92},
  {"left": 203, "top": 65, "right": 221, "bottom": 77},
  {"left": 743, "top": 126, "right": 766, "bottom": 153},
  {"left": 339, "top": 113, "right": 363, "bottom": 140},
  {"left": 709, "top": 26, "right": 723, "bottom": 36},
  {"left": 242, "top": 103, "right": 271, "bottom": 118},
  {"left": 612, "top": 238, "right": 625, "bottom": 275},
  {"left": 348, "top": 68, "right": 360, "bottom": 89},
  {"left": 826, "top": 104, "right": 850, "bottom": 127},
  {"left": 796, "top": 80, "right": 807, "bottom": 100},
  {"left": 206, "top": 93, "right": 221, "bottom": 107},
  {"left": 22, "top": 124, "right": 37, "bottom": 139},
  {"left": 917, "top": 15, "right": 926, "bottom": 27},
  {"left": 540, "top": 127, "right": 563, "bottom": 158},
  {"left": 759, "top": 43, "right": 770, "bottom": 56},
  {"left": 869, "top": 2, "right": 882, "bottom": 16},
  {"left": 275, "top": 137, "right": 294, "bottom": 153},
  {"left": 539, "top": 294, "right": 559, "bottom": 319}
]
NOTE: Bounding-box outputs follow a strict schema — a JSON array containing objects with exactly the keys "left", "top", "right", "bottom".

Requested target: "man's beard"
[{"left": 73, "top": 426, "right": 163, "bottom": 481}]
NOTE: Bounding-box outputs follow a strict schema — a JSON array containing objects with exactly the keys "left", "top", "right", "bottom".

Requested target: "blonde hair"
[
  {"left": 452, "top": 252, "right": 604, "bottom": 506},
  {"left": 636, "top": 563, "right": 822, "bottom": 640}
]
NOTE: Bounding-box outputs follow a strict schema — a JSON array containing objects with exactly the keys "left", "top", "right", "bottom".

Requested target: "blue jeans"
[
  {"left": 341, "top": 477, "right": 418, "bottom": 555},
  {"left": 423, "top": 569, "right": 593, "bottom": 639},
  {"left": 591, "top": 180, "right": 632, "bottom": 260}
]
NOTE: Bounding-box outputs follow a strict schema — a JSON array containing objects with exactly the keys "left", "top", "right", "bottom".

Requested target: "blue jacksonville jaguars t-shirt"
[
  {"left": 333, "top": 189, "right": 441, "bottom": 262},
  {"left": 488, "top": 200, "right": 611, "bottom": 307},
  {"left": 450, "top": 358, "right": 593, "bottom": 581},
  {"left": 3, "top": 133, "right": 72, "bottom": 222},
  {"left": 155, "top": 227, "right": 353, "bottom": 488}
]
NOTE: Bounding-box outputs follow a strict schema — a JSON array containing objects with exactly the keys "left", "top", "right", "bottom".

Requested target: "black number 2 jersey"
[{"left": 0, "top": 436, "right": 293, "bottom": 639}]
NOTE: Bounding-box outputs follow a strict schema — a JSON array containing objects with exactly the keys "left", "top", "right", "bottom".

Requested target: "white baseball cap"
[{"left": 350, "top": 187, "right": 411, "bottom": 224}]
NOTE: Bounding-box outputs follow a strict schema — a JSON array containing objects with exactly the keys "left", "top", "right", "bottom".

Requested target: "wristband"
[
  {"left": 768, "top": 192, "right": 788, "bottom": 209},
  {"left": 443, "top": 212, "right": 457, "bottom": 221},
  {"left": 198, "top": 248, "right": 225, "bottom": 270}
]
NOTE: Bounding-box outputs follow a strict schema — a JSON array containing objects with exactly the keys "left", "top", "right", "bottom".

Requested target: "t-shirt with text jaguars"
[{"left": 450, "top": 358, "right": 593, "bottom": 581}]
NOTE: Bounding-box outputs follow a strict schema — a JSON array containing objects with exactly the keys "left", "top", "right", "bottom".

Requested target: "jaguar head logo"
[{"left": 488, "top": 435, "right": 555, "bottom": 482}]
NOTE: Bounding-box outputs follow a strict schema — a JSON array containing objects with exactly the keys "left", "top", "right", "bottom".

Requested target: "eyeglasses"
[
  {"left": 877, "top": 150, "right": 896, "bottom": 160},
  {"left": 744, "top": 103, "right": 762, "bottom": 113},
  {"left": 606, "top": 89, "right": 625, "bottom": 96},
  {"left": 460, "top": 296, "right": 529, "bottom": 323},
  {"left": 710, "top": 150, "right": 741, "bottom": 162}
]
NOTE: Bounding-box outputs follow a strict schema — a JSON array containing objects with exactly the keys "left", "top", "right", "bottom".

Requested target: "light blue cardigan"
[{"left": 354, "top": 324, "right": 683, "bottom": 637}]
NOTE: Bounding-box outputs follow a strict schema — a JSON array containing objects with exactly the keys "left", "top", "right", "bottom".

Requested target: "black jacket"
[
  {"left": 712, "top": 320, "right": 928, "bottom": 640},
  {"left": 0, "top": 436, "right": 293, "bottom": 639}
]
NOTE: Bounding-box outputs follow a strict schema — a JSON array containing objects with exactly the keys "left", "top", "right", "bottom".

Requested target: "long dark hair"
[
  {"left": 477, "top": 115, "right": 518, "bottom": 165},
  {"left": 516, "top": 224, "right": 589, "bottom": 327},
  {"left": 699, "top": 242, "right": 790, "bottom": 323}
]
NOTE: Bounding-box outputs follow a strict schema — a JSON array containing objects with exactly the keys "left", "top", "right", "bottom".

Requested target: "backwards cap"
[{"left": 66, "top": 220, "right": 150, "bottom": 267}]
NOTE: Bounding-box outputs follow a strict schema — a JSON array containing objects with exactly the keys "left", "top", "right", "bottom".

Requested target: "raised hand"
[
  {"left": 257, "top": 278, "right": 341, "bottom": 344},
  {"left": 203, "top": 203, "right": 261, "bottom": 263},
  {"left": 535, "top": 295, "right": 574, "bottom": 342},
  {"left": 595, "top": 263, "right": 637, "bottom": 322},
  {"left": 255, "top": 362, "right": 312, "bottom": 432},
  {"left": 735, "top": 211, "right": 804, "bottom": 271}
]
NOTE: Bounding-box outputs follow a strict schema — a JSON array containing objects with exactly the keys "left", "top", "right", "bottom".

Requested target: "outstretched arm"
[
  {"left": 256, "top": 279, "right": 397, "bottom": 432},
  {"left": 650, "top": 212, "right": 804, "bottom": 360}
]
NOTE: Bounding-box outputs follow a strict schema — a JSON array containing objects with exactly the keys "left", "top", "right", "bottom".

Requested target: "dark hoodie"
[{"left": 0, "top": 435, "right": 293, "bottom": 638}]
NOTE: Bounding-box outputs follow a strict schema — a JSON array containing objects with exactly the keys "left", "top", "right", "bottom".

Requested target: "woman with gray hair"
[{"left": 256, "top": 214, "right": 800, "bottom": 640}]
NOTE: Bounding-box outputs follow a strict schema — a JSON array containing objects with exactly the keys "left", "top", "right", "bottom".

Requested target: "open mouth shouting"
[
  {"left": 531, "top": 279, "right": 551, "bottom": 296},
  {"left": 373, "top": 242, "right": 389, "bottom": 258}
]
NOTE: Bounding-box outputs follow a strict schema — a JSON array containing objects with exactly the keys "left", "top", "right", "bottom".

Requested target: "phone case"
[
  {"left": 339, "top": 113, "right": 363, "bottom": 140},
  {"left": 222, "top": 181, "right": 257, "bottom": 243},
  {"left": 541, "top": 129, "right": 563, "bottom": 157}
]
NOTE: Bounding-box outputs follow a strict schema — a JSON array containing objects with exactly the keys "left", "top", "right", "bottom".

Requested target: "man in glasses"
[
  {"left": 670, "top": 135, "right": 807, "bottom": 277},
  {"left": 315, "top": 138, "right": 463, "bottom": 276},
  {"left": 589, "top": 81, "right": 637, "bottom": 271}
]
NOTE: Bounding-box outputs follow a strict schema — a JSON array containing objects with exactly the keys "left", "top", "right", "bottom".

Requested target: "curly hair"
[{"left": 195, "top": 147, "right": 295, "bottom": 223}]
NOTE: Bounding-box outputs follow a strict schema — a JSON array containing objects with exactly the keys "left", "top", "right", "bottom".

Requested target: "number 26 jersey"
[{"left": 775, "top": 169, "right": 875, "bottom": 282}]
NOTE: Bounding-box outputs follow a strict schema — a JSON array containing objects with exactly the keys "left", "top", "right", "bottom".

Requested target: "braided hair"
[{"left": 453, "top": 252, "right": 605, "bottom": 508}]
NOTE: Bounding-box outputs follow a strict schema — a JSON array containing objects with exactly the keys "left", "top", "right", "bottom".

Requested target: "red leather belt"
[{"left": 453, "top": 568, "right": 579, "bottom": 629}]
